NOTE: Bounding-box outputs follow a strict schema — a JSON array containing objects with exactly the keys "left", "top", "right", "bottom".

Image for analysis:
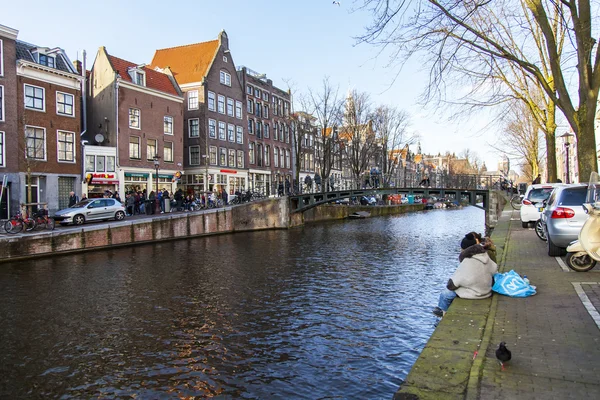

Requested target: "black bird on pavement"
[{"left": 495, "top": 341, "right": 512, "bottom": 371}]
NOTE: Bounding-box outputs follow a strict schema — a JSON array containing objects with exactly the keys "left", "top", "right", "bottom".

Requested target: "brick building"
[
  {"left": 0, "top": 26, "right": 83, "bottom": 216},
  {"left": 0, "top": 24, "right": 18, "bottom": 218},
  {"left": 237, "top": 67, "right": 293, "bottom": 195},
  {"left": 151, "top": 31, "right": 248, "bottom": 196},
  {"left": 87, "top": 47, "right": 184, "bottom": 199}
]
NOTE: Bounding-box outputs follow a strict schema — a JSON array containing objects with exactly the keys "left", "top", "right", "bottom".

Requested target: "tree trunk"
[
  {"left": 544, "top": 105, "right": 557, "bottom": 183},
  {"left": 576, "top": 99, "right": 598, "bottom": 182}
]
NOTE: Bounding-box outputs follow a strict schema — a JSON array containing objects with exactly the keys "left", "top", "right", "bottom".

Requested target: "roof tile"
[
  {"left": 107, "top": 54, "right": 179, "bottom": 96},
  {"left": 150, "top": 40, "right": 220, "bottom": 85}
]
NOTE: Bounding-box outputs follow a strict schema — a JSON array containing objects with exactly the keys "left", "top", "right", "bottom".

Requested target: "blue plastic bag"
[{"left": 492, "top": 270, "right": 537, "bottom": 297}]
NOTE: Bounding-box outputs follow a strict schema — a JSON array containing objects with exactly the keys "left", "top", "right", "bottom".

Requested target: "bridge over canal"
[{"left": 289, "top": 187, "right": 504, "bottom": 229}]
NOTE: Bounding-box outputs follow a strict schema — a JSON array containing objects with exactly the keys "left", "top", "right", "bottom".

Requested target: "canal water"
[{"left": 0, "top": 206, "right": 484, "bottom": 399}]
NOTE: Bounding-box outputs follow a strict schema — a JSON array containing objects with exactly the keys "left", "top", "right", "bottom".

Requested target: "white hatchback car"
[{"left": 520, "top": 183, "right": 564, "bottom": 228}]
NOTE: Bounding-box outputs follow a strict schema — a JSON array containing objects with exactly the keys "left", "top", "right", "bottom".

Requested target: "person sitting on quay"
[{"left": 433, "top": 233, "right": 498, "bottom": 317}]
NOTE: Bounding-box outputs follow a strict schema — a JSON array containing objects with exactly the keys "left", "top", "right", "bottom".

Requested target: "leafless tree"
[
  {"left": 372, "top": 105, "right": 415, "bottom": 187},
  {"left": 495, "top": 101, "right": 544, "bottom": 182},
  {"left": 357, "top": 0, "right": 600, "bottom": 180},
  {"left": 308, "top": 77, "right": 344, "bottom": 191},
  {"left": 341, "top": 90, "right": 379, "bottom": 188}
]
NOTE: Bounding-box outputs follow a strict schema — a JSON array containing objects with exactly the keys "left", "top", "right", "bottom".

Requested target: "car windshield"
[
  {"left": 71, "top": 200, "right": 93, "bottom": 208},
  {"left": 528, "top": 188, "right": 554, "bottom": 202},
  {"left": 558, "top": 188, "right": 587, "bottom": 206}
]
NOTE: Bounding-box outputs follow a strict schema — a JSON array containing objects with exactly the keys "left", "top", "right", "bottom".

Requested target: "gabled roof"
[
  {"left": 106, "top": 53, "right": 179, "bottom": 96},
  {"left": 150, "top": 40, "right": 220, "bottom": 85}
]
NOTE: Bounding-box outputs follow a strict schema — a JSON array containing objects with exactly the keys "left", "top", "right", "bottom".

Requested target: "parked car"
[
  {"left": 54, "top": 198, "right": 126, "bottom": 226},
  {"left": 541, "top": 184, "right": 588, "bottom": 256},
  {"left": 520, "top": 183, "right": 564, "bottom": 228}
]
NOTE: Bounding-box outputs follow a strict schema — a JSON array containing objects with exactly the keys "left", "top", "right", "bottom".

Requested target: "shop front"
[
  {"left": 87, "top": 172, "right": 120, "bottom": 198},
  {"left": 248, "top": 169, "right": 271, "bottom": 196}
]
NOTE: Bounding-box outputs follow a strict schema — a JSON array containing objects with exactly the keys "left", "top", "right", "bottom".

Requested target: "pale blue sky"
[{"left": 3, "top": 0, "right": 509, "bottom": 170}]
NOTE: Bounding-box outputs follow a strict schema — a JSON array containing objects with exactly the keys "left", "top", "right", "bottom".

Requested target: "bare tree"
[
  {"left": 340, "top": 90, "right": 379, "bottom": 188},
  {"left": 459, "top": 149, "right": 483, "bottom": 173},
  {"left": 358, "top": 0, "right": 600, "bottom": 179},
  {"left": 495, "top": 101, "right": 544, "bottom": 182},
  {"left": 372, "top": 105, "right": 415, "bottom": 187},
  {"left": 308, "top": 77, "right": 344, "bottom": 191}
]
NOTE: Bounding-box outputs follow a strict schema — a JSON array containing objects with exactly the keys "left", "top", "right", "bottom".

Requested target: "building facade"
[
  {"left": 237, "top": 66, "right": 293, "bottom": 195},
  {"left": 4, "top": 36, "right": 83, "bottom": 215},
  {"left": 87, "top": 47, "right": 184, "bottom": 199},
  {"left": 152, "top": 31, "right": 247, "bottom": 196},
  {"left": 0, "top": 24, "right": 19, "bottom": 218}
]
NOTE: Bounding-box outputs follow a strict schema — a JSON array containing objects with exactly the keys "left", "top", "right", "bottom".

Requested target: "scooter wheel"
[{"left": 565, "top": 251, "right": 597, "bottom": 272}]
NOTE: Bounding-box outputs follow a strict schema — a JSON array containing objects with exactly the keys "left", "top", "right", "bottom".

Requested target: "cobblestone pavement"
[{"left": 477, "top": 210, "right": 600, "bottom": 399}]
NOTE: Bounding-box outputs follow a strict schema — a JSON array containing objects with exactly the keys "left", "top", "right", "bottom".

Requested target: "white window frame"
[
  {"left": 0, "top": 85, "right": 4, "bottom": 122},
  {"left": 236, "top": 126, "right": 243, "bottom": 144},
  {"left": 223, "top": 56, "right": 228, "bottom": 63},
  {"left": 264, "top": 123, "right": 269, "bottom": 139},
  {"left": 219, "top": 147, "right": 227, "bottom": 166},
  {"left": 208, "top": 119, "right": 217, "bottom": 138},
  {"left": 265, "top": 145, "right": 270, "bottom": 167},
  {"left": 263, "top": 104, "right": 269, "bottom": 119},
  {"left": 189, "top": 118, "right": 200, "bottom": 137},
  {"left": 56, "top": 91, "right": 74, "bottom": 117},
  {"left": 207, "top": 91, "right": 215, "bottom": 111},
  {"left": 237, "top": 150, "right": 244, "bottom": 168},
  {"left": 217, "top": 94, "right": 225, "bottom": 114},
  {"left": 247, "top": 84, "right": 253, "bottom": 95},
  {"left": 56, "top": 130, "right": 76, "bottom": 163},
  {"left": 129, "top": 108, "right": 141, "bottom": 129},
  {"left": 227, "top": 98, "right": 234, "bottom": 117},
  {"left": 235, "top": 101, "right": 242, "bottom": 119},
  {"left": 38, "top": 54, "right": 55, "bottom": 68},
  {"left": 249, "top": 142, "right": 255, "bottom": 164},
  {"left": 164, "top": 141, "right": 174, "bottom": 162},
  {"left": 134, "top": 70, "right": 145, "bottom": 86},
  {"left": 188, "top": 90, "right": 199, "bottom": 110},
  {"left": 227, "top": 124, "right": 235, "bottom": 142},
  {"left": 209, "top": 145, "right": 217, "bottom": 165},
  {"left": 164, "top": 115, "right": 174, "bottom": 135},
  {"left": 0, "top": 131, "right": 5, "bottom": 167},
  {"left": 189, "top": 145, "right": 200, "bottom": 165},
  {"left": 147, "top": 139, "right": 157, "bottom": 160},
  {"left": 218, "top": 121, "right": 226, "bottom": 140},
  {"left": 25, "top": 125, "right": 47, "bottom": 161},
  {"left": 24, "top": 84, "right": 45, "bottom": 112},
  {"left": 129, "top": 136, "right": 141, "bottom": 159},
  {"left": 220, "top": 70, "right": 231, "bottom": 86},
  {"left": 273, "top": 147, "right": 279, "bottom": 167},
  {"left": 228, "top": 148, "right": 236, "bottom": 167}
]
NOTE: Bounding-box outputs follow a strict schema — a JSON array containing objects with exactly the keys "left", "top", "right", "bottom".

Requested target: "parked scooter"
[{"left": 565, "top": 172, "right": 600, "bottom": 272}]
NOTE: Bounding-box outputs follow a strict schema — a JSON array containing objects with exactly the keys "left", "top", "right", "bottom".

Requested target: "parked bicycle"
[
  {"left": 510, "top": 193, "right": 523, "bottom": 210},
  {"left": 32, "top": 209, "right": 55, "bottom": 231},
  {"left": 4, "top": 212, "right": 36, "bottom": 234}
]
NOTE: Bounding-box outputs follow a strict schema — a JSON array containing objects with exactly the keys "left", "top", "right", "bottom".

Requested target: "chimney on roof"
[
  {"left": 73, "top": 60, "right": 82, "bottom": 74},
  {"left": 219, "top": 30, "right": 229, "bottom": 51}
]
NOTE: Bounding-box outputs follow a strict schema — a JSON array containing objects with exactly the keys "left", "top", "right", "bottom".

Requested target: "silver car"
[
  {"left": 541, "top": 184, "right": 588, "bottom": 256},
  {"left": 54, "top": 198, "right": 126, "bottom": 225}
]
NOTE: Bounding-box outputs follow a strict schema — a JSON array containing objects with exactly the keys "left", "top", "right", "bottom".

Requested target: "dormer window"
[
  {"left": 38, "top": 54, "right": 55, "bottom": 68},
  {"left": 128, "top": 67, "right": 146, "bottom": 86}
]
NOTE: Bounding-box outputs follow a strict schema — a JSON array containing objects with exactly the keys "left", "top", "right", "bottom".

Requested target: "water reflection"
[{"left": 0, "top": 207, "right": 484, "bottom": 398}]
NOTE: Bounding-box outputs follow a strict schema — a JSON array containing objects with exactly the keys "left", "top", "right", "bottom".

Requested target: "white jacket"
[{"left": 451, "top": 252, "right": 498, "bottom": 299}]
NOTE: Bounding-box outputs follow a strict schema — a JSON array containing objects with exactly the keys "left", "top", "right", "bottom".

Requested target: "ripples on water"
[{"left": 0, "top": 207, "right": 484, "bottom": 399}]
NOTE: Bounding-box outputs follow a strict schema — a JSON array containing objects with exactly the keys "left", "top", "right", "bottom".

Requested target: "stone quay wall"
[{"left": 0, "top": 198, "right": 424, "bottom": 263}]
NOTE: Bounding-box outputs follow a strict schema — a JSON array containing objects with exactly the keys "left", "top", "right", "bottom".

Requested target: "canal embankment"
[
  {"left": 395, "top": 201, "right": 600, "bottom": 399},
  {"left": 0, "top": 197, "right": 424, "bottom": 262}
]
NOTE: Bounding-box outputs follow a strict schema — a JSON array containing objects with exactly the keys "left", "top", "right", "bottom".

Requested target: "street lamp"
[
  {"left": 153, "top": 154, "right": 160, "bottom": 213},
  {"left": 560, "top": 132, "right": 574, "bottom": 184}
]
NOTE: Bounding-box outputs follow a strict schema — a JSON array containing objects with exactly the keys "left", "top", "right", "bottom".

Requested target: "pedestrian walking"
[{"left": 68, "top": 191, "right": 79, "bottom": 207}]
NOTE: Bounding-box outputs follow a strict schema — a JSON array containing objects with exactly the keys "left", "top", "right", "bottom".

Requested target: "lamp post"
[
  {"left": 153, "top": 154, "right": 160, "bottom": 213},
  {"left": 560, "top": 132, "right": 574, "bottom": 184}
]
